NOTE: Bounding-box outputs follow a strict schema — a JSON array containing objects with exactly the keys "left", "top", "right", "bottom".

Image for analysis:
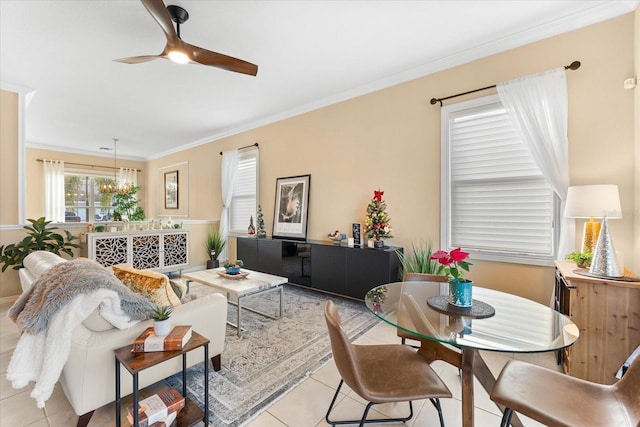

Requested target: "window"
[
  {"left": 229, "top": 149, "right": 258, "bottom": 234},
  {"left": 441, "top": 95, "right": 558, "bottom": 266},
  {"left": 64, "top": 172, "right": 116, "bottom": 222}
]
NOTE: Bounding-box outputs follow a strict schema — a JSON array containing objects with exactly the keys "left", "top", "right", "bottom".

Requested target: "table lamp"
[
  {"left": 564, "top": 185, "right": 623, "bottom": 277},
  {"left": 564, "top": 185, "right": 622, "bottom": 253}
]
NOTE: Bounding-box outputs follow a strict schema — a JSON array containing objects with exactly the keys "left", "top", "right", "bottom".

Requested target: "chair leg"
[
  {"left": 211, "top": 354, "right": 221, "bottom": 371},
  {"left": 326, "top": 380, "right": 416, "bottom": 426},
  {"left": 325, "top": 380, "right": 346, "bottom": 425},
  {"left": 358, "top": 402, "right": 375, "bottom": 427},
  {"left": 429, "top": 398, "right": 446, "bottom": 427},
  {"left": 76, "top": 411, "right": 94, "bottom": 427},
  {"left": 500, "top": 408, "right": 513, "bottom": 427}
]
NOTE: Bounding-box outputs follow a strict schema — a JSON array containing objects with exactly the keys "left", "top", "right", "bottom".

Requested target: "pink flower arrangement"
[{"left": 430, "top": 248, "right": 472, "bottom": 282}]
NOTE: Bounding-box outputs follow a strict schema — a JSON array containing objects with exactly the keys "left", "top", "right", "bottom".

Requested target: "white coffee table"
[{"left": 183, "top": 268, "right": 287, "bottom": 336}]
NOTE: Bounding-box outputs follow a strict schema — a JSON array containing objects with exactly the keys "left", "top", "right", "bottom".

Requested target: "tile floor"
[{"left": 0, "top": 297, "right": 557, "bottom": 427}]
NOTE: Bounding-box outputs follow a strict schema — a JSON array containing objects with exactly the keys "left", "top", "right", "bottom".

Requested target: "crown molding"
[{"left": 25, "top": 141, "right": 146, "bottom": 162}]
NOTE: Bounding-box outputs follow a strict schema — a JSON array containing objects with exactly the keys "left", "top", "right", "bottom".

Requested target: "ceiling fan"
[{"left": 114, "top": 0, "right": 258, "bottom": 76}]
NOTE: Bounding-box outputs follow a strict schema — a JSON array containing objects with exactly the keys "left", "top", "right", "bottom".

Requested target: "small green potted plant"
[
  {"left": 223, "top": 259, "right": 244, "bottom": 275},
  {"left": 566, "top": 251, "right": 592, "bottom": 269},
  {"left": 204, "top": 227, "right": 226, "bottom": 269},
  {"left": 150, "top": 305, "right": 173, "bottom": 336}
]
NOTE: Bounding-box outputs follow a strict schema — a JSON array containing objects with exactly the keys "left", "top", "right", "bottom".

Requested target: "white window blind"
[
  {"left": 441, "top": 95, "right": 556, "bottom": 265},
  {"left": 229, "top": 149, "right": 258, "bottom": 234}
]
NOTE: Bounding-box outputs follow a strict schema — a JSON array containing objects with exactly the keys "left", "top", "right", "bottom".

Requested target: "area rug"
[{"left": 164, "top": 283, "right": 380, "bottom": 427}]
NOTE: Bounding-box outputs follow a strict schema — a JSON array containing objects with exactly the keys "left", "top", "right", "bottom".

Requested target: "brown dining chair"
[
  {"left": 398, "top": 273, "right": 448, "bottom": 345},
  {"left": 490, "top": 353, "right": 640, "bottom": 427},
  {"left": 324, "top": 300, "right": 451, "bottom": 427}
]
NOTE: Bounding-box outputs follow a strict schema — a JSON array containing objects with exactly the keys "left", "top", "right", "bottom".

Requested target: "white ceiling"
[{"left": 1, "top": 1, "right": 637, "bottom": 161}]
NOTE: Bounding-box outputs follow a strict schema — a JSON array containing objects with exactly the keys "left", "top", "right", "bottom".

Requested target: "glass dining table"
[{"left": 364, "top": 281, "right": 579, "bottom": 427}]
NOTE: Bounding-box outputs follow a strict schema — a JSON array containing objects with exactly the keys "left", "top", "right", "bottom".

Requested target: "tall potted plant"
[
  {"left": 112, "top": 185, "right": 145, "bottom": 221},
  {"left": 205, "top": 227, "right": 225, "bottom": 269},
  {"left": 395, "top": 241, "right": 445, "bottom": 279},
  {"left": 0, "top": 217, "right": 80, "bottom": 272}
]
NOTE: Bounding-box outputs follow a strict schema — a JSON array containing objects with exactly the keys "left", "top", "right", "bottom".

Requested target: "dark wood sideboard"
[{"left": 237, "top": 237, "right": 402, "bottom": 300}]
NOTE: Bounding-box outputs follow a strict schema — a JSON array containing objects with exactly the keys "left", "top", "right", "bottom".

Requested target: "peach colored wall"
[
  {"left": 0, "top": 90, "right": 19, "bottom": 225},
  {"left": 1, "top": 13, "right": 637, "bottom": 301},
  {"left": 0, "top": 90, "right": 20, "bottom": 297},
  {"left": 145, "top": 14, "right": 636, "bottom": 305}
]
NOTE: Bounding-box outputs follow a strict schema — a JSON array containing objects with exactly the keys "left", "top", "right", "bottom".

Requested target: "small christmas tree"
[
  {"left": 256, "top": 205, "right": 267, "bottom": 238},
  {"left": 364, "top": 190, "right": 393, "bottom": 245}
]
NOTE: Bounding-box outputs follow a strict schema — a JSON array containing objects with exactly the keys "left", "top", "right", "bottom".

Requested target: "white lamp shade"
[{"left": 564, "top": 185, "right": 622, "bottom": 219}]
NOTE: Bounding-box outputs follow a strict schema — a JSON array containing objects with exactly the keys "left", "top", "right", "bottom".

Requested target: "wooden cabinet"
[
  {"left": 87, "top": 229, "right": 189, "bottom": 273},
  {"left": 555, "top": 261, "right": 640, "bottom": 384},
  {"left": 237, "top": 237, "right": 401, "bottom": 300}
]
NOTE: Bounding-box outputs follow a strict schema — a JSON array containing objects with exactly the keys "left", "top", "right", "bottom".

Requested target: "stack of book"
[
  {"left": 126, "top": 387, "right": 185, "bottom": 427},
  {"left": 132, "top": 325, "right": 192, "bottom": 353}
]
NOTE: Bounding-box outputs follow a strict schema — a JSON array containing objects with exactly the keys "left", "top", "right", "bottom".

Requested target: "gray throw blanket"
[
  {"left": 9, "top": 258, "right": 154, "bottom": 334},
  {"left": 7, "top": 258, "right": 156, "bottom": 408}
]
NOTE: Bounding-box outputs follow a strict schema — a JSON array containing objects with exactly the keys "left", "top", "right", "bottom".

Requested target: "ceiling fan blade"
[
  {"left": 114, "top": 54, "right": 166, "bottom": 64},
  {"left": 185, "top": 42, "right": 258, "bottom": 76},
  {"left": 140, "top": 0, "right": 178, "bottom": 43}
]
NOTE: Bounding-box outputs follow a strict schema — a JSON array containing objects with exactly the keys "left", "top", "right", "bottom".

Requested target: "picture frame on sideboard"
[{"left": 272, "top": 174, "right": 311, "bottom": 240}]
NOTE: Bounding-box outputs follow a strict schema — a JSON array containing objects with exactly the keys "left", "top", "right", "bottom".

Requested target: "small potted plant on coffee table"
[{"left": 223, "top": 260, "right": 244, "bottom": 275}]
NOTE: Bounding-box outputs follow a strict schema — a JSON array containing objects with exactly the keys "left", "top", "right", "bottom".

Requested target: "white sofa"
[{"left": 17, "top": 251, "right": 228, "bottom": 427}]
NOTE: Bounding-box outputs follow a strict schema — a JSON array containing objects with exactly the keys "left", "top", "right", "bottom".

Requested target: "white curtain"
[
  {"left": 43, "top": 159, "right": 65, "bottom": 222},
  {"left": 497, "top": 67, "right": 573, "bottom": 259},
  {"left": 119, "top": 167, "right": 137, "bottom": 187},
  {"left": 219, "top": 150, "right": 239, "bottom": 262}
]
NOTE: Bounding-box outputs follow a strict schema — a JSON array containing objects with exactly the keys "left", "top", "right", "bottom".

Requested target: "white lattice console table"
[{"left": 86, "top": 229, "right": 189, "bottom": 273}]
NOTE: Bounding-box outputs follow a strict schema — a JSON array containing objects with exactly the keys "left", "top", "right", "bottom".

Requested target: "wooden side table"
[
  {"left": 554, "top": 261, "right": 640, "bottom": 384},
  {"left": 114, "top": 331, "right": 210, "bottom": 427}
]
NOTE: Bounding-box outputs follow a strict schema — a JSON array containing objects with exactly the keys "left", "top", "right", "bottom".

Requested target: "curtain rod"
[
  {"left": 219, "top": 142, "right": 259, "bottom": 155},
  {"left": 430, "top": 61, "right": 581, "bottom": 107},
  {"left": 36, "top": 159, "right": 142, "bottom": 172}
]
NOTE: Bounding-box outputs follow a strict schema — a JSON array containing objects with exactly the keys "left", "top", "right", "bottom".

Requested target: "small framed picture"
[
  {"left": 164, "top": 170, "right": 179, "bottom": 209},
  {"left": 352, "top": 223, "right": 362, "bottom": 246}
]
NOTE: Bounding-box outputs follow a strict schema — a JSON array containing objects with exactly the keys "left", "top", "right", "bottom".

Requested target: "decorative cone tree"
[
  {"left": 364, "top": 190, "right": 393, "bottom": 248},
  {"left": 256, "top": 205, "right": 267, "bottom": 238}
]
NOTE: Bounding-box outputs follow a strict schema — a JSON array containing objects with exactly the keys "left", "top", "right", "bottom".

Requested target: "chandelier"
[{"left": 100, "top": 138, "right": 132, "bottom": 195}]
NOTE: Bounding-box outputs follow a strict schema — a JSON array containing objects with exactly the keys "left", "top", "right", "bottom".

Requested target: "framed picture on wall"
[
  {"left": 272, "top": 174, "right": 311, "bottom": 240},
  {"left": 164, "top": 170, "right": 179, "bottom": 209}
]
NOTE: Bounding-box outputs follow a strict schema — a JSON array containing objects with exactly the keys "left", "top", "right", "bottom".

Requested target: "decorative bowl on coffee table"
[{"left": 225, "top": 267, "right": 240, "bottom": 275}]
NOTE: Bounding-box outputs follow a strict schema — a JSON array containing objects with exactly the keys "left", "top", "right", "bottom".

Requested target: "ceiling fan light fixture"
[{"left": 168, "top": 50, "right": 189, "bottom": 64}]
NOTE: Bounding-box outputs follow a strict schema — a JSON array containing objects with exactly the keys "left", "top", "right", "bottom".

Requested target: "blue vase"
[
  {"left": 449, "top": 279, "right": 473, "bottom": 307},
  {"left": 226, "top": 267, "right": 241, "bottom": 275}
]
